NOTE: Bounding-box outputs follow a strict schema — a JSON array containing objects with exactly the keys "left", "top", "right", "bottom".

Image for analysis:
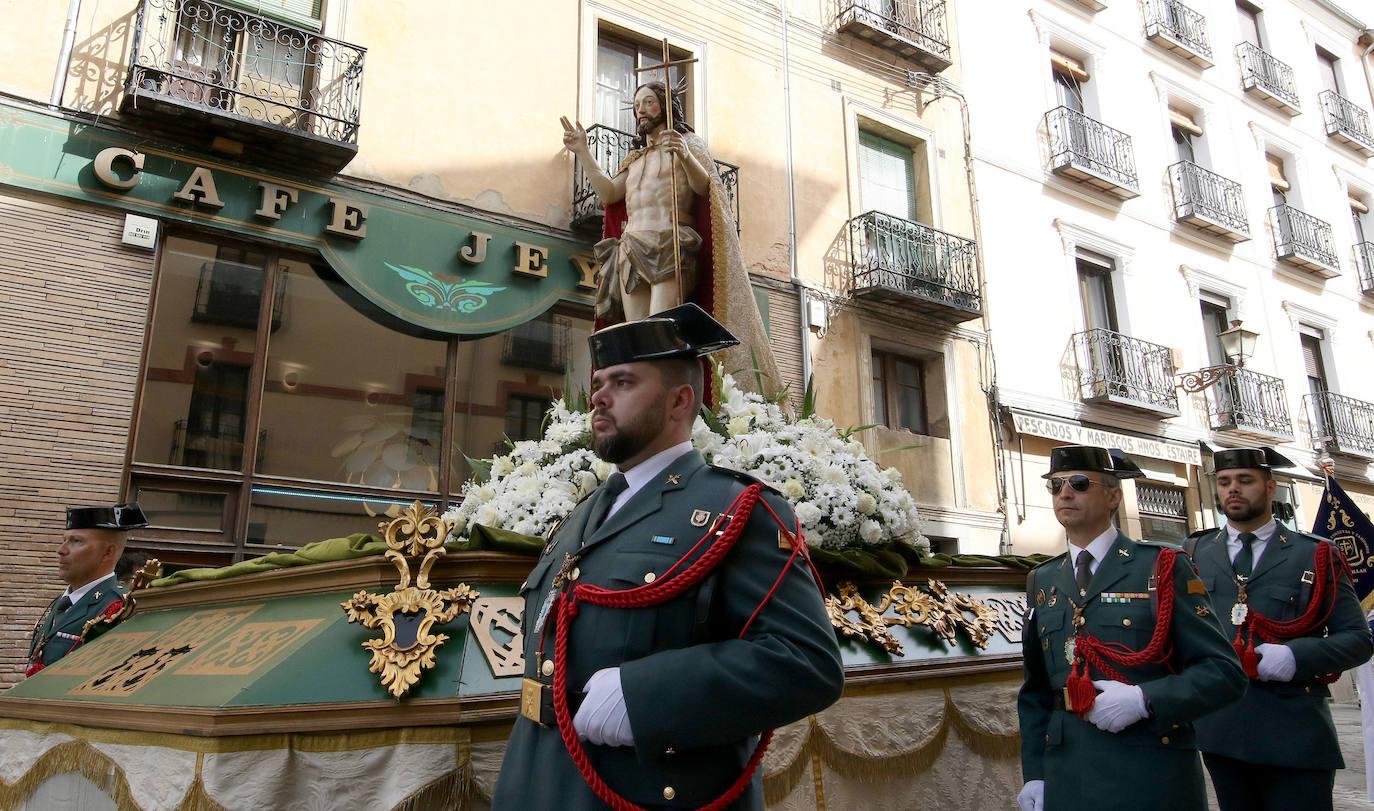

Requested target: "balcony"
[
  {"left": 1236, "top": 42, "right": 1300, "bottom": 116},
  {"left": 1044, "top": 107, "right": 1139, "bottom": 199},
  {"left": 1306, "top": 391, "right": 1374, "bottom": 460},
  {"left": 1071, "top": 329, "right": 1179, "bottom": 417},
  {"left": 1143, "top": 0, "right": 1213, "bottom": 68},
  {"left": 1319, "top": 91, "right": 1374, "bottom": 158},
  {"left": 1205, "top": 367, "right": 1293, "bottom": 442},
  {"left": 124, "top": 0, "right": 365, "bottom": 172},
  {"left": 571, "top": 125, "right": 739, "bottom": 235},
  {"left": 1270, "top": 205, "right": 1339, "bottom": 278},
  {"left": 833, "top": 1, "right": 952, "bottom": 73},
  {"left": 848, "top": 211, "right": 981, "bottom": 324},
  {"left": 1357, "top": 242, "right": 1374, "bottom": 296},
  {"left": 1168, "top": 161, "right": 1249, "bottom": 242}
]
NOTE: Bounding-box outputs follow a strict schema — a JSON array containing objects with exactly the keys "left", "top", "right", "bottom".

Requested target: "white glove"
[
  {"left": 573, "top": 667, "right": 635, "bottom": 747},
  {"left": 1016, "top": 779, "right": 1044, "bottom": 811},
  {"left": 1087, "top": 680, "right": 1149, "bottom": 733},
  {"left": 1256, "top": 643, "right": 1297, "bottom": 682}
]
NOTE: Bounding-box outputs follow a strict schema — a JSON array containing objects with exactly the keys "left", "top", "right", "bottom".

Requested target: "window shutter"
[
  {"left": 858, "top": 131, "right": 916, "bottom": 221},
  {"left": 1300, "top": 334, "right": 1324, "bottom": 378},
  {"left": 221, "top": 0, "right": 322, "bottom": 32},
  {"left": 1266, "top": 153, "right": 1290, "bottom": 192},
  {"left": 1168, "top": 107, "right": 1203, "bottom": 137},
  {"left": 1050, "top": 50, "right": 1089, "bottom": 82}
]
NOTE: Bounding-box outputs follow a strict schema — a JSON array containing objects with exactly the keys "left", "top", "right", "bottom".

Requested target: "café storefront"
[{"left": 0, "top": 99, "right": 598, "bottom": 571}]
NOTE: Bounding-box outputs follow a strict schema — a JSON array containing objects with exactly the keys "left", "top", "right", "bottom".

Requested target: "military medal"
[
  {"left": 1064, "top": 636, "right": 1077, "bottom": 666},
  {"left": 691, "top": 509, "right": 710, "bottom": 527},
  {"left": 1231, "top": 583, "right": 1248, "bottom": 625}
]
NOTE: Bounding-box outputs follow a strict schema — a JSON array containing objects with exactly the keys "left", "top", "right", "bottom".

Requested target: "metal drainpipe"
[
  {"left": 51, "top": 0, "right": 82, "bottom": 108},
  {"left": 780, "top": 0, "right": 811, "bottom": 389}
]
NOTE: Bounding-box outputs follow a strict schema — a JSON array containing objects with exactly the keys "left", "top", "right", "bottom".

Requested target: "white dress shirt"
[
  {"left": 1069, "top": 526, "right": 1119, "bottom": 579},
  {"left": 1225, "top": 518, "right": 1277, "bottom": 567},
  {"left": 607, "top": 441, "right": 694, "bottom": 520},
  {"left": 61, "top": 572, "right": 117, "bottom": 613}
]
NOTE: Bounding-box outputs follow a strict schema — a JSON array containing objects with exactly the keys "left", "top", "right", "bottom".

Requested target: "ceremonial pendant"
[
  {"left": 1230, "top": 602, "right": 1248, "bottom": 625},
  {"left": 1064, "top": 637, "right": 1077, "bottom": 666}
]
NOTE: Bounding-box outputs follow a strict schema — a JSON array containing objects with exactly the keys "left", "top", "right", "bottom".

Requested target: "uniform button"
[
  {"left": 1305, "top": 686, "right": 1312, "bottom": 694},
  {"left": 1161, "top": 736, "right": 1170, "bottom": 745},
  {"left": 541, "top": 660, "right": 554, "bottom": 677},
  {"left": 570, "top": 567, "right": 580, "bottom": 581},
  {"left": 663, "top": 786, "right": 676, "bottom": 800},
  {"left": 1122, "top": 619, "right": 1132, "bottom": 627},
  {"left": 644, "top": 571, "right": 657, "bottom": 583},
  {"left": 1044, "top": 734, "right": 1050, "bottom": 742},
  {"left": 665, "top": 747, "right": 676, "bottom": 756}
]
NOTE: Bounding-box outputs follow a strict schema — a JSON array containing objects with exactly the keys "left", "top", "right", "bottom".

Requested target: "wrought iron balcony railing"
[
  {"left": 571, "top": 124, "right": 739, "bottom": 235},
  {"left": 1167, "top": 161, "right": 1249, "bottom": 242},
  {"left": 1306, "top": 391, "right": 1374, "bottom": 459},
  {"left": 501, "top": 315, "right": 570, "bottom": 374},
  {"left": 1205, "top": 367, "right": 1293, "bottom": 440},
  {"left": 1143, "top": 0, "right": 1213, "bottom": 67},
  {"left": 1357, "top": 242, "right": 1374, "bottom": 296},
  {"left": 126, "top": 0, "right": 365, "bottom": 161},
  {"left": 1270, "top": 205, "right": 1339, "bottom": 277},
  {"left": 1071, "top": 329, "right": 1179, "bottom": 416},
  {"left": 1044, "top": 107, "right": 1139, "bottom": 199},
  {"left": 1236, "top": 42, "right": 1300, "bottom": 115},
  {"left": 1319, "top": 90, "right": 1374, "bottom": 157},
  {"left": 833, "top": 0, "right": 952, "bottom": 71},
  {"left": 848, "top": 211, "right": 980, "bottom": 322}
]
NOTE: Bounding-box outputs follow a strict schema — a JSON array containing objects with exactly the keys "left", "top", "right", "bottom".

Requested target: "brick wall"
[{"left": 0, "top": 190, "right": 153, "bottom": 685}]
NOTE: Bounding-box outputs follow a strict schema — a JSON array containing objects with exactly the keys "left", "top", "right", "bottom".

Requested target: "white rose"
[
  {"left": 794, "top": 501, "right": 822, "bottom": 528},
  {"left": 475, "top": 504, "right": 499, "bottom": 527},
  {"left": 782, "top": 478, "right": 805, "bottom": 500},
  {"left": 727, "top": 415, "right": 752, "bottom": 435},
  {"left": 860, "top": 519, "right": 882, "bottom": 544},
  {"left": 857, "top": 492, "right": 877, "bottom": 515}
]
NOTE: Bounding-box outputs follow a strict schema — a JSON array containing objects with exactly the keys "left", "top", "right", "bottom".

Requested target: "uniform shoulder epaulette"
[
  {"left": 707, "top": 464, "right": 785, "bottom": 498},
  {"left": 1134, "top": 538, "right": 1184, "bottom": 551},
  {"left": 1031, "top": 552, "right": 1067, "bottom": 572},
  {"left": 1186, "top": 528, "right": 1214, "bottom": 540}
]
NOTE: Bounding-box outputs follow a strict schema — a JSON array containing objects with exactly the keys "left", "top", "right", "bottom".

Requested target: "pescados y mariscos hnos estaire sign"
[{"left": 0, "top": 102, "right": 596, "bottom": 335}]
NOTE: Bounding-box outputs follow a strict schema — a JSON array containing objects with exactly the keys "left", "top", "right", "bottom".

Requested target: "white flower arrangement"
[{"left": 443, "top": 371, "right": 927, "bottom": 553}]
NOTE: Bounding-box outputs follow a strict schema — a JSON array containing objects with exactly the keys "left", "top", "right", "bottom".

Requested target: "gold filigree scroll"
[
  {"left": 341, "top": 502, "right": 479, "bottom": 699},
  {"left": 825, "top": 579, "right": 999, "bottom": 655}
]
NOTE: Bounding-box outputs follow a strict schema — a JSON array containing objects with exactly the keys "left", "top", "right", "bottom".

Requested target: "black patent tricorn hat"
[
  {"left": 589, "top": 303, "right": 740, "bottom": 370},
  {"left": 66, "top": 503, "right": 148, "bottom": 531},
  {"left": 1043, "top": 445, "right": 1144, "bottom": 479},
  {"left": 1210, "top": 446, "right": 1294, "bottom": 474}
]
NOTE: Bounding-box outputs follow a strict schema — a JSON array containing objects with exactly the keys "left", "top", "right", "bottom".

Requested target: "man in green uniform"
[
  {"left": 1191, "top": 447, "right": 1372, "bottom": 811},
  {"left": 1017, "top": 446, "right": 1245, "bottom": 811},
  {"left": 492, "top": 304, "right": 844, "bottom": 810},
  {"left": 26, "top": 503, "right": 148, "bottom": 675}
]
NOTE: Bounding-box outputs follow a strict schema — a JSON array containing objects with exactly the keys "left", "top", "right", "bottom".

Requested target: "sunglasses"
[{"left": 1046, "top": 475, "right": 1106, "bottom": 495}]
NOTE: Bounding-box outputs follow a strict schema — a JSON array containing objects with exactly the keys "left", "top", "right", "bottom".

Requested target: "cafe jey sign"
[{"left": 0, "top": 102, "right": 594, "bottom": 335}]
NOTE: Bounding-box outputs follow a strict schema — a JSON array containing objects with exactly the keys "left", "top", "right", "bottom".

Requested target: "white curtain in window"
[
  {"left": 858, "top": 132, "right": 915, "bottom": 221},
  {"left": 596, "top": 41, "right": 637, "bottom": 133}
]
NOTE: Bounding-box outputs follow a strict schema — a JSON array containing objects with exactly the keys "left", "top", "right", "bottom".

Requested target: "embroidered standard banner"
[{"left": 1312, "top": 474, "right": 1374, "bottom": 609}]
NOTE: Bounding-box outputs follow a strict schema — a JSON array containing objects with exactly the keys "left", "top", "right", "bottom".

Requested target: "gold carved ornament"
[
  {"left": 341, "top": 502, "right": 479, "bottom": 699},
  {"left": 78, "top": 559, "right": 164, "bottom": 639},
  {"left": 826, "top": 578, "right": 999, "bottom": 655}
]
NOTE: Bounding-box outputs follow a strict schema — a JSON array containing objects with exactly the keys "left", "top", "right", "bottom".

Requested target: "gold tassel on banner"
[{"left": 0, "top": 739, "right": 141, "bottom": 810}]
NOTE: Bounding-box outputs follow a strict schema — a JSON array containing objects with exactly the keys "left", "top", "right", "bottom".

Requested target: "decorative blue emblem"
[{"left": 384, "top": 263, "right": 506, "bottom": 314}]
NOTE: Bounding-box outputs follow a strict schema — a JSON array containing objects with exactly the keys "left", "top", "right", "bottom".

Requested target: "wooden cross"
[{"left": 634, "top": 38, "right": 698, "bottom": 307}]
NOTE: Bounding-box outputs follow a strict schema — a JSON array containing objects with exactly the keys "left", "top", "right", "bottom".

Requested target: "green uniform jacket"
[
  {"left": 1019, "top": 533, "right": 1246, "bottom": 811},
  {"left": 27, "top": 574, "right": 129, "bottom": 669},
  {"left": 492, "top": 450, "right": 845, "bottom": 810},
  {"left": 1191, "top": 525, "right": 1373, "bottom": 769}
]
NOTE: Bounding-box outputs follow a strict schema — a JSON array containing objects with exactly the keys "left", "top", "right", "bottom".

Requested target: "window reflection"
[
  {"left": 256, "top": 260, "right": 447, "bottom": 490},
  {"left": 247, "top": 487, "right": 433, "bottom": 549},
  {"left": 133, "top": 236, "right": 265, "bottom": 471}
]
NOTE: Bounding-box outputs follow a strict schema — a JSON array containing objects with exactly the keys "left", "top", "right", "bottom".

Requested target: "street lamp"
[{"left": 1178, "top": 320, "right": 1260, "bottom": 393}]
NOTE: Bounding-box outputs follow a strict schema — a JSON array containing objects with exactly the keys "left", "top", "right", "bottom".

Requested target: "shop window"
[
  {"left": 1137, "top": 482, "right": 1189, "bottom": 544},
  {"left": 128, "top": 232, "right": 592, "bottom": 566},
  {"left": 872, "top": 350, "right": 928, "bottom": 434},
  {"left": 503, "top": 314, "right": 569, "bottom": 373}
]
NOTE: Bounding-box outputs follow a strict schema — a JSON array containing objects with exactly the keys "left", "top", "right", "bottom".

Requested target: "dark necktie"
[
  {"left": 586, "top": 473, "right": 629, "bottom": 531},
  {"left": 1233, "top": 532, "right": 1257, "bottom": 579},
  {"left": 55, "top": 595, "right": 73, "bottom": 614},
  {"left": 1075, "top": 550, "right": 1094, "bottom": 595}
]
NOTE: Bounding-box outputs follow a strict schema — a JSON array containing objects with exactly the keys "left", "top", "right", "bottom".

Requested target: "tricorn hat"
[
  {"left": 1210, "top": 446, "right": 1294, "bottom": 474},
  {"left": 66, "top": 503, "right": 149, "bottom": 531},
  {"left": 588, "top": 303, "right": 740, "bottom": 370},
  {"left": 1043, "top": 445, "right": 1144, "bottom": 479}
]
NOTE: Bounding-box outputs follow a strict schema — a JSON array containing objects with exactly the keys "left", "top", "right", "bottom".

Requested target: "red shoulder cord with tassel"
[
  {"left": 1232, "top": 541, "right": 1353, "bottom": 684},
  {"left": 549, "top": 482, "right": 824, "bottom": 811},
  {"left": 1064, "top": 548, "right": 1180, "bottom": 717}
]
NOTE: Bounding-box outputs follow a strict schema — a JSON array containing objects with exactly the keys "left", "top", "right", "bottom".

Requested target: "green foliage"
[
  {"left": 699, "top": 404, "right": 732, "bottom": 439},
  {"left": 801, "top": 375, "right": 817, "bottom": 420},
  {"left": 464, "top": 453, "right": 492, "bottom": 484}
]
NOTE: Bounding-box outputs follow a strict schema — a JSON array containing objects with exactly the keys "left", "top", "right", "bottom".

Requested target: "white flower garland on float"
[{"left": 443, "top": 368, "right": 926, "bottom": 554}]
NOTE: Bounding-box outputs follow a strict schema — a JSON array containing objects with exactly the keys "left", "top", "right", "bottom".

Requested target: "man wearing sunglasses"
[
  {"left": 1188, "top": 447, "right": 1371, "bottom": 811},
  {"left": 1018, "top": 445, "right": 1245, "bottom": 811}
]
